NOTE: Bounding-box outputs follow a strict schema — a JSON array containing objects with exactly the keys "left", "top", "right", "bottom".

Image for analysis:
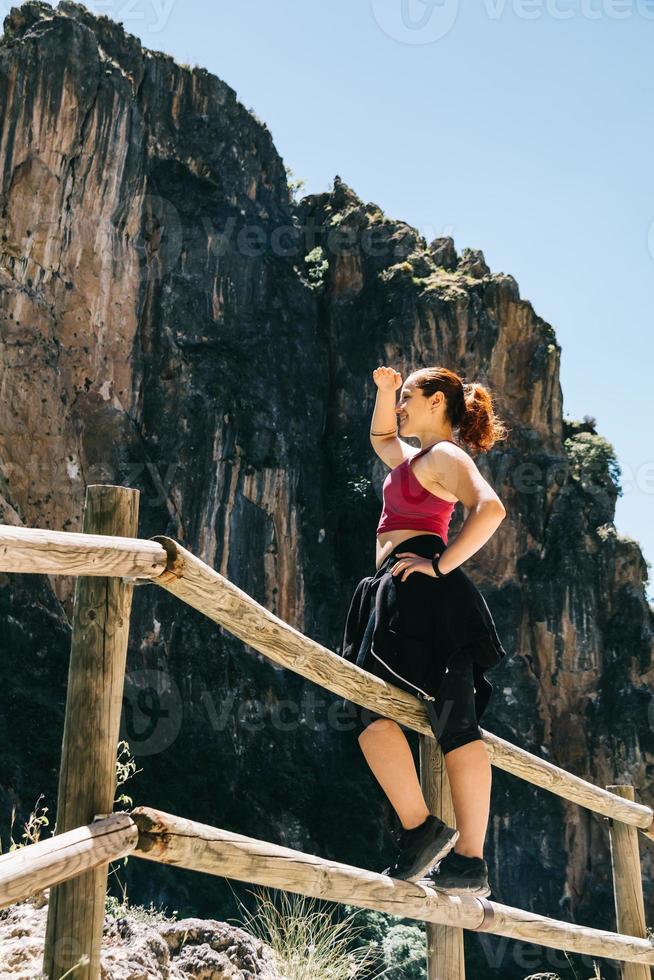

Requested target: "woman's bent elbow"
[{"left": 488, "top": 501, "right": 507, "bottom": 524}]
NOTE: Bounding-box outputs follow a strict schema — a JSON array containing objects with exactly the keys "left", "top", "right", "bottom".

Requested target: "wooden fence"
[{"left": 0, "top": 485, "right": 651, "bottom": 979}]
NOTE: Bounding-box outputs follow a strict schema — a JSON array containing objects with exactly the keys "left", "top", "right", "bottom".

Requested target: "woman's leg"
[
  {"left": 443, "top": 739, "right": 491, "bottom": 858},
  {"left": 358, "top": 719, "right": 429, "bottom": 830},
  {"left": 432, "top": 653, "right": 491, "bottom": 859},
  {"left": 351, "top": 540, "right": 438, "bottom": 830}
]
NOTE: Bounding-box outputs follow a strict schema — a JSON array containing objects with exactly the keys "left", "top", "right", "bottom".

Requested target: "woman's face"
[
  {"left": 396, "top": 380, "right": 444, "bottom": 438},
  {"left": 396, "top": 381, "right": 424, "bottom": 436}
]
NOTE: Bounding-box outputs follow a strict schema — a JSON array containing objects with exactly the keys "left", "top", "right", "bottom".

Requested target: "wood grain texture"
[
  {"left": 606, "top": 784, "right": 653, "bottom": 980},
  {"left": 43, "top": 486, "right": 140, "bottom": 980},
  {"left": 129, "top": 805, "right": 654, "bottom": 968},
  {"left": 0, "top": 521, "right": 167, "bottom": 577},
  {"left": 0, "top": 813, "right": 137, "bottom": 909},
  {"left": 420, "top": 735, "right": 465, "bottom": 979}
]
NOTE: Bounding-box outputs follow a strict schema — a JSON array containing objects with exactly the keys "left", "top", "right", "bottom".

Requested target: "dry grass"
[{"left": 230, "top": 886, "right": 390, "bottom": 979}]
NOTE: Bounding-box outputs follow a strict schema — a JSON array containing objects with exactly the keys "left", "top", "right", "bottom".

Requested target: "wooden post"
[
  {"left": 43, "top": 486, "right": 139, "bottom": 980},
  {"left": 420, "top": 735, "right": 465, "bottom": 980},
  {"left": 606, "top": 784, "right": 652, "bottom": 980}
]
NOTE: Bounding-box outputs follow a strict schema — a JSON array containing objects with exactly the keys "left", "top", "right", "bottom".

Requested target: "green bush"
[
  {"left": 381, "top": 923, "right": 426, "bottom": 979},
  {"left": 563, "top": 431, "right": 622, "bottom": 496},
  {"left": 304, "top": 246, "right": 329, "bottom": 289}
]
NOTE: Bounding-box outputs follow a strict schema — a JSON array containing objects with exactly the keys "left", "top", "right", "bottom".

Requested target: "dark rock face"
[{"left": 0, "top": 4, "right": 652, "bottom": 978}]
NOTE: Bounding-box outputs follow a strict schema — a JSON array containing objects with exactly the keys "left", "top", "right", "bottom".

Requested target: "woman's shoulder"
[
  {"left": 422, "top": 439, "right": 469, "bottom": 465},
  {"left": 422, "top": 440, "right": 468, "bottom": 502}
]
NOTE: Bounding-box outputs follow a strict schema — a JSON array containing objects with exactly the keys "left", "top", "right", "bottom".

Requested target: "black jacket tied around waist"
[{"left": 339, "top": 535, "right": 507, "bottom": 724}]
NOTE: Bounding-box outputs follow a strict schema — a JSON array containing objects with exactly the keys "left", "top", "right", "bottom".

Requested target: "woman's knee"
[{"left": 357, "top": 716, "right": 399, "bottom": 740}]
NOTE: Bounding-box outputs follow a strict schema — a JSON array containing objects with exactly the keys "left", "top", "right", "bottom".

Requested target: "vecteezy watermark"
[
  {"left": 475, "top": 932, "right": 622, "bottom": 974},
  {"left": 0, "top": 458, "right": 183, "bottom": 511},
  {"left": 371, "top": 0, "right": 461, "bottom": 44},
  {"left": 370, "top": 449, "right": 654, "bottom": 505},
  {"left": 120, "top": 668, "right": 183, "bottom": 755},
  {"left": 0, "top": 201, "right": 443, "bottom": 287},
  {"left": 481, "top": 0, "right": 654, "bottom": 20},
  {"left": 84, "top": 0, "right": 177, "bottom": 33},
  {"left": 201, "top": 687, "right": 357, "bottom": 734},
  {"left": 199, "top": 686, "right": 460, "bottom": 735},
  {"left": 0, "top": 0, "right": 178, "bottom": 33},
  {"left": 370, "top": 0, "right": 654, "bottom": 44}
]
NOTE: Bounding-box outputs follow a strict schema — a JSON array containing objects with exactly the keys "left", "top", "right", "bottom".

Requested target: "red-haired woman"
[{"left": 339, "top": 365, "right": 510, "bottom": 897}]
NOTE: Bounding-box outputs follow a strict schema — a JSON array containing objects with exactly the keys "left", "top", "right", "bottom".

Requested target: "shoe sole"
[
  {"left": 395, "top": 827, "right": 460, "bottom": 883},
  {"left": 418, "top": 878, "right": 491, "bottom": 898}
]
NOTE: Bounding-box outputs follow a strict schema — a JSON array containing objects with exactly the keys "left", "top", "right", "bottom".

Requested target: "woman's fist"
[{"left": 373, "top": 366, "right": 402, "bottom": 391}]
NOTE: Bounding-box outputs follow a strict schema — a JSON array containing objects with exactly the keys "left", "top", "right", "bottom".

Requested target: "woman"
[{"left": 339, "top": 365, "right": 509, "bottom": 897}]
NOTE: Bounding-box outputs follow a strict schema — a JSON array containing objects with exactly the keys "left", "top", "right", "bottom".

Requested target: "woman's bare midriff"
[{"left": 375, "top": 450, "right": 458, "bottom": 570}]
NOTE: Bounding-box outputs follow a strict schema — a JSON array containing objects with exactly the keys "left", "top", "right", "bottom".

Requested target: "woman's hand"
[
  {"left": 373, "top": 365, "right": 402, "bottom": 391},
  {"left": 390, "top": 551, "right": 437, "bottom": 581}
]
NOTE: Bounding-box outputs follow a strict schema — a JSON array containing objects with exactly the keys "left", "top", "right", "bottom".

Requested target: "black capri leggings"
[{"left": 357, "top": 646, "right": 483, "bottom": 755}]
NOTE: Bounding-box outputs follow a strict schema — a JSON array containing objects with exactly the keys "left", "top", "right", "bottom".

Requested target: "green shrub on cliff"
[
  {"left": 563, "top": 430, "right": 622, "bottom": 496},
  {"left": 304, "top": 245, "right": 329, "bottom": 289}
]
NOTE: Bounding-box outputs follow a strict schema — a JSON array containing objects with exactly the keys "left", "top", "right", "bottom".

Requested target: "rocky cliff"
[{"left": 0, "top": 3, "right": 652, "bottom": 978}]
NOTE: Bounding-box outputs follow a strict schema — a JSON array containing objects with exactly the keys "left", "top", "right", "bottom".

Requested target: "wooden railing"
[{"left": 0, "top": 485, "right": 652, "bottom": 980}]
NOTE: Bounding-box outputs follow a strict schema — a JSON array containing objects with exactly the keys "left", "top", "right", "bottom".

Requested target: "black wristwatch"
[{"left": 431, "top": 555, "right": 448, "bottom": 579}]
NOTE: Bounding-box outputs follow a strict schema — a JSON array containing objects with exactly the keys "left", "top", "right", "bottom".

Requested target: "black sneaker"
[
  {"left": 381, "top": 815, "right": 459, "bottom": 882},
  {"left": 418, "top": 848, "right": 491, "bottom": 897}
]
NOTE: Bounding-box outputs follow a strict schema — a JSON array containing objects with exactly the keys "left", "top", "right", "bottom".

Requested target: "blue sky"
[{"left": 45, "top": 0, "right": 653, "bottom": 600}]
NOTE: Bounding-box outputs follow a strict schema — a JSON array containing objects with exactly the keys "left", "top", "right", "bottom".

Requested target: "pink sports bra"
[{"left": 376, "top": 441, "right": 457, "bottom": 542}]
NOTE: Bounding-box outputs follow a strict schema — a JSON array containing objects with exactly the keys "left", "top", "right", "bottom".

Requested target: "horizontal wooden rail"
[
  {"left": 0, "top": 813, "right": 137, "bottom": 909},
  {"left": 150, "top": 535, "right": 654, "bottom": 839},
  {"left": 0, "top": 523, "right": 167, "bottom": 579},
  {"left": 129, "top": 806, "right": 654, "bottom": 968}
]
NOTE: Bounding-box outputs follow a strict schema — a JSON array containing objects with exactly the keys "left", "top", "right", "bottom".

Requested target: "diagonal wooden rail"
[
  {"left": 2, "top": 524, "right": 649, "bottom": 836},
  {"left": 1, "top": 503, "right": 652, "bottom": 980}
]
